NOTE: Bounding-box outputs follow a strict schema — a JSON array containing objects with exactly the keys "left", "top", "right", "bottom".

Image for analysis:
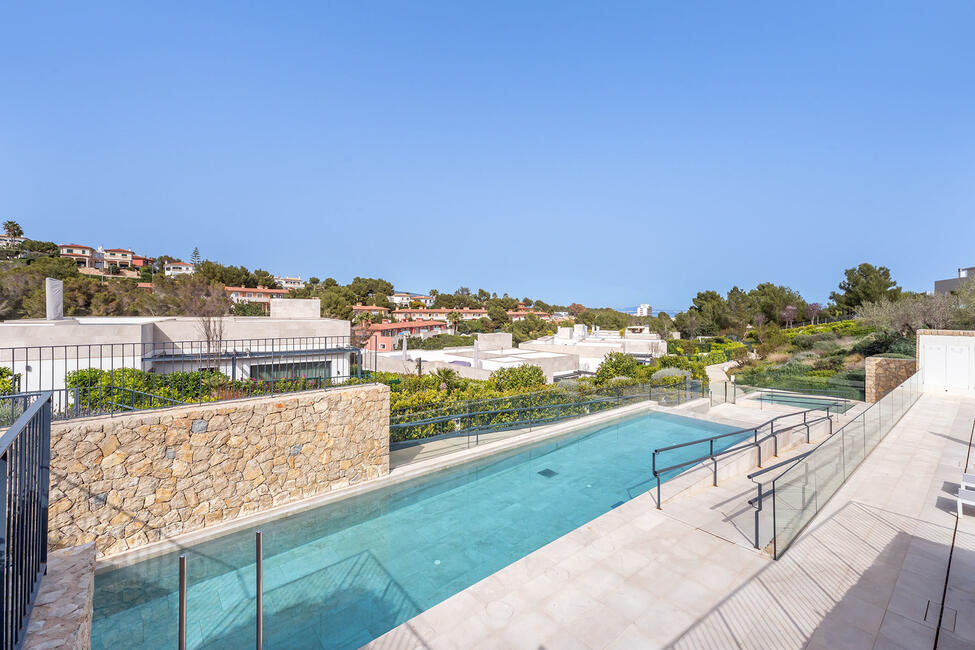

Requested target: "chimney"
[{"left": 46, "top": 278, "right": 64, "bottom": 320}]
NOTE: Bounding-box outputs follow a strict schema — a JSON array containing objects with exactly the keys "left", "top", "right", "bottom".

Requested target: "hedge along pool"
[{"left": 92, "top": 410, "right": 740, "bottom": 649}]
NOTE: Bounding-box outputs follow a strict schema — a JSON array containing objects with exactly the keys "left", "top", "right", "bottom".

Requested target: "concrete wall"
[
  {"left": 48, "top": 383, "right": 389, "bottom": 558},
  {"left": 477, "top": 332, "right": 513, "bottom": 351},
  {"left": 865, "top": 357, "right": 918, "bottom": 402},
  {"left": 270, "top": 298, "right": 321, "bottom": 319}
]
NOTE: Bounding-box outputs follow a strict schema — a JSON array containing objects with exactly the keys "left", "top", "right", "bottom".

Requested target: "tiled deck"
[{"left": 368, "top": 392, "right": 975, "bottom": 649}]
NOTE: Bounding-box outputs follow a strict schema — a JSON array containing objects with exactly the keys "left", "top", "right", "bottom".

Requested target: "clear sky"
[{"left": 2, "top": 2, "right": 973, "bottom": 312}]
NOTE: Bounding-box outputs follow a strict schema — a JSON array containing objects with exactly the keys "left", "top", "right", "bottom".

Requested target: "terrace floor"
[{"left": 368, "top": 392, "right": 975, "bottom": 649}]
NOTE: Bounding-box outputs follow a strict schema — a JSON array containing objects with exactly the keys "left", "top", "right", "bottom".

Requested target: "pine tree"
[{"left": 190, "top": 247, "right": 201, "bottom": 265}]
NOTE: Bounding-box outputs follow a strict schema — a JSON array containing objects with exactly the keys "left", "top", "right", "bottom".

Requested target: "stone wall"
[
  {"left": 48, "top": 383, "right": 389, "bottom": 557},
  {"left": 865, "top": 357, "right": 917, "bottom": 402}
]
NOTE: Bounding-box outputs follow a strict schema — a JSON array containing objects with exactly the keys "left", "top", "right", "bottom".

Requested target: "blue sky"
[{"left": 2, "top": 2, "right": 973, "bottom": 312}]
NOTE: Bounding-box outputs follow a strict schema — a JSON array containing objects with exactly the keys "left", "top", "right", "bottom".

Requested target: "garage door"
[{"left": 920, "top": 334, "right": 975, "bottom": 394}]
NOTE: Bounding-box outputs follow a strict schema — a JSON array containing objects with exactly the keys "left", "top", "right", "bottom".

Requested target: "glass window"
[{"left": 250, "top": 360, "right": 331, "bottom": 381}]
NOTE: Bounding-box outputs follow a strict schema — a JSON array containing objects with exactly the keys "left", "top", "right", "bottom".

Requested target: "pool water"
[
  {"left": 92, "top": 411, "right": 739, "bottom": 649},
  {"left": 751, "top": 391, "right": 853, "bottom": 414}
]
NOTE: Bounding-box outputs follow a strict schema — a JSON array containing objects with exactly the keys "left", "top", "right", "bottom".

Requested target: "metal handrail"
[
  {"left": 0, "top": 391, "right": 53, "bottom": 650},
  {"left": 651, "top": 407, "right": 834, "bottom": 509}
]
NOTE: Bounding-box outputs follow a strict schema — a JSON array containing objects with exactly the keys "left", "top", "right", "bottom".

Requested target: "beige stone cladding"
[
  {"left": 865, "top": 356, "right": 917, "bottom": 402},
  {"left": 47, "top": 383, "right": 389, "bottom": 557}
]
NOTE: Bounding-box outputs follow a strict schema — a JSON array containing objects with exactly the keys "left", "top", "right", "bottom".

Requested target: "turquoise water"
[
  {"left": 92, "top": 411, "right": 738, "bottom": 649},
  {"left": 752, "top": 391, "right": 852, "bottom": 414}
]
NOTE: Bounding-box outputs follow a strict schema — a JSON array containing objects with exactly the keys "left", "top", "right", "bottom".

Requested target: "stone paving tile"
[{"left": 366, "top": 393, "right": 975, "bottom": 650}]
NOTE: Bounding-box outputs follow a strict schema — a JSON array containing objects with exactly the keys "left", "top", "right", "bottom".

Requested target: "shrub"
[
  {"left": 888, "top": 338, "right": 917, "bottom": 357},
  {"left": 851, "top": 332, "right": 897, "bottom": 357},
  {"left": 0, "top": 367, "right": 20, "bottom": 395},
  {"left": 595, "top": 352, "right": 640, "bottom": 383},
  {"left": 813, "top": 357, "right": 844, "bottom": 372},
  {"left": 652, "top": 367, "right": 690, "bottom": 381},
  {"left": 490, "top": 365, "right": 545, "bottom": 392},
  {"left": 792, "top": 335, "right": 814, "bottom": 350}
]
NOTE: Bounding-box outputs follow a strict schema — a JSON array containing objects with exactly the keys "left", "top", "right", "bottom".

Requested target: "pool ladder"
[{"left": 178, "top": 531, "right": 264, "bottom": 649}]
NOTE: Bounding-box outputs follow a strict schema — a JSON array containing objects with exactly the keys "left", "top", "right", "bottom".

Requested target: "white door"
[
  {"left": 923, "top": 341, "right": 947, "bottom": 390},
  {"left": 920, "top": 335, "right": 975, "bottom": 394},
  {"left": 947, "top": 344, "right": 972, "bottom": 391}
]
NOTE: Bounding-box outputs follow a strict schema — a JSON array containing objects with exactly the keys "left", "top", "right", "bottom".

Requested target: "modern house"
[
  {"left": 274, "top": 276, "right": 305, "bottom": 290},
  {"left": 163, "top": 261, "right": 195, "bottom": 276},
  {"left": 225, "top": 285, "right": 290, "bottom": 313},
  {"left": 0, "top": 299, "right": 353, "bottom": 415},
  {"left": 934, "top": 266, "right": 975, "bottom": 295},
  {"left": 636, "top": 303, "right": 652, "bottom": 317}
]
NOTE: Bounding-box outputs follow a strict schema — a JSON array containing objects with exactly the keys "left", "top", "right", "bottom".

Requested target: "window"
[
  {"left": 250, "top": 360, "right": 331, "bottom": 381},
  {"left": 380, "top": 344, "right": 386, "bottom": 350}
]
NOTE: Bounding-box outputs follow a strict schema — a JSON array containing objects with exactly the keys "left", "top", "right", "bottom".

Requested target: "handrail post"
[
  {"left": 179, "top": 554, "right": 187, "bottom": 650},
  {"left": 771, "top": 421, "right": 777, "bottom": 457},
  {"left": 256, "top": 531, "right": 263, "bottom": 649},
  {"left": 754, "top": 483, "right": 762, "bottom": 550},
  {"left": 655, "top": 474, "right": 661, "bottom": 509},
  {"left": 710, "top": 439, "right": 716, "bottom": 486}
]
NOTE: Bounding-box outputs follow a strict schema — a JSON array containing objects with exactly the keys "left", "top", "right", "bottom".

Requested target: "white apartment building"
[
  {"left": 274, "top": 276, "right": 305, "bottom": 290},
  {"left": 636, "top": 304, "right": 652, "bottom": 317}
]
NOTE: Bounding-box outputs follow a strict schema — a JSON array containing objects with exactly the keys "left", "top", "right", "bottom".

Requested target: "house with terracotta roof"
[
  {"left": 362, "top": 319, "right": 449, "bottom": 351},
  {"left": 104, "top": 248, "right": 135, "bottom": 269},
  {"left": 59, "top": 244, "right": 101, "bottom": 269},
  {"left": 225, "top": 285, "right": 290, "bottom": 313},
  {"left": 164, "top": 261, "right": 195, "bottom": 276},
  {"left": 392, "top": 308, "right": 488, "bottom": 323},
  {"left": 352, "top": 304, "right": 391, "bottom": 317},
  {"left": 506, "top": 310, "right": 552, "bottom": 322}
]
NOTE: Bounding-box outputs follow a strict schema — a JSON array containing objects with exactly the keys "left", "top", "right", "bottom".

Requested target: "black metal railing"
[
  {"left": 651, "top": 407, "right": 835, "bottom": 509},
  {"left": 0, "top": 336, "right": 375, "bottom": 421},
  {"left": 0, "top": 391, "right": 52, "bottom": 650},
  {"left": 390, "top": 380, "right": 709, "bottom": 450}
]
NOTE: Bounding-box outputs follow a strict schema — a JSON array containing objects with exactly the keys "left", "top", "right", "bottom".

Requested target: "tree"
[
  {"left": 190, "top": 247, "right": 201, "bottom": 265},
  {"left": 568, "top": 303, "right": 586, "bottom": 316},
  {"left": 252, "top": 269, "right": 278, "bottom": 288},
  {"left": 830, "top": 263, "right": 901, "bottom": 311},
  {"left": 781, "top": 305, "right": 798, "bottom": 328},
  {"left": 487, "top": 305, "right": 509, "bottom": 330},
  {"left": 749, "top": 283, "right": 807, "bottom": 325},
  {"left": 725, "top": 287, "right": 754, "bottom": 338},
  {"left": 108, "top": 264, "right": 121, "bottom": 275},
  {"left": 691, "top": 290, "right": 728, "bottom": 335},
  {"left": 3, "top": 221, "right": 23, "bottom": 237},
  {"left": 805, "top": 302, "right": 822, "bottom": 324}
]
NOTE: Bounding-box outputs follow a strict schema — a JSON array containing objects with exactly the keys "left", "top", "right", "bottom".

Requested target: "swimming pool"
[{"left": 92, "top": 410, "right": 739, "bottom": 649}]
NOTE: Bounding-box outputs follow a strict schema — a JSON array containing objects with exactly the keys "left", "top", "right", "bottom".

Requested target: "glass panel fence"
[{"left": 771, "top": 372, "right": 921, "bottom": 557}]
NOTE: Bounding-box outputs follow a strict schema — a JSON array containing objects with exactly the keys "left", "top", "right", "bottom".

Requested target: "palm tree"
[
  {"left": 432, "top": 368, "right": 459, "bottom": 392},
  {"left": 3, "top": 220, "right": 23, "bottom": 237}
]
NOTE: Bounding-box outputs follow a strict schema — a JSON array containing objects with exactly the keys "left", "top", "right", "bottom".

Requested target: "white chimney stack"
[{"left": 45, "top": 278, "right": 64, "bottom": 320}]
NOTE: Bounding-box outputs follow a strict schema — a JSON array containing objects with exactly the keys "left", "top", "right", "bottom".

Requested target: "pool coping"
[{"left": 94, "top": 397, "right": 760, "bottom": 573}]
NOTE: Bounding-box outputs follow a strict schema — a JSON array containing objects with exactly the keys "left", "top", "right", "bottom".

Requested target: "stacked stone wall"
[{"left": 48, "top": 384, "right": 389, "bottom": 557}]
